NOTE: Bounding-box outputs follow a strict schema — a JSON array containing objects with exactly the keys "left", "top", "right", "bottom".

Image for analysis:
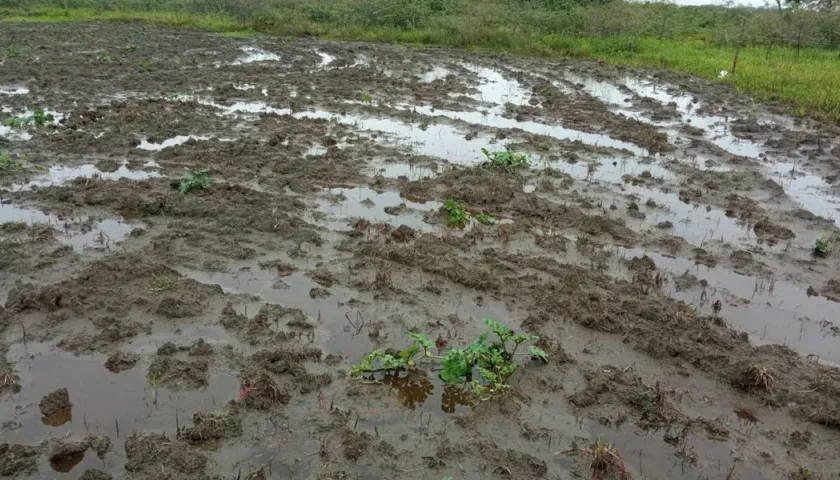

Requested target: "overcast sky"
[{"left": 670, "top": 0, "right": 769, "bottom": 6}]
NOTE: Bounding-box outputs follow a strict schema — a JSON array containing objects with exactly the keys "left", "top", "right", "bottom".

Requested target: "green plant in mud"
[
  {"left": 351, "top": 319, "right": 547, "bottom": 397},
  {"left": 474, "top": 212, "right": 496, "bottom": 225},
  {"left": 442, "top": 199, "right": 469, "bottom": 228},
  {"left": 0, "top": 153, "right": 23, "bottom": 172},
  {"left": 481, "top": 148, "right": 528, "bottom": 170},
  {"left": 439, "top": 318, "right": 547, "bottom": 395},
  {"left": 100, "top": 53, "right": 115, "bottom": 63},
  {"left": 814, "top": 235, "right": 834, "bottom": 258},
  {"left": 177, "top": 168, "right": 212, "bottom": 195},
  {"left": 4, "top": 109, "right": 54, "bottom": 128},
  {"left": 138, "top": 59, "right": 154, "bottom": 72}
]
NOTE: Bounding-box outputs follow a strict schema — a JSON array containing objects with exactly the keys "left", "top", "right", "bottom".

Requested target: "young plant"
[
  {"left": 440, "top": 319, "right": 547, "bottom": 394},
  {"left": 475, "top": 212, "right": 495, "bottom": 225},
  {"left": 351, "top": 320, "right": 547, "bottom": 398},
  {"left": 814, "top": 235, "right": 833, "bottom": 258},
  {"left": 481, "top": 148, "right": 528, "bottom": 170},
  {"left": 0, "top": 153, "right": 23, "bottom": 172},
  {"left": 442, "top": 199, "right": 469, "bottom": 228},
  {"left": 177, "top": 168, "right": 212, "bottom": 195},
  {"left": 31, "top": 108, "right": 54, "bottom": 126}
]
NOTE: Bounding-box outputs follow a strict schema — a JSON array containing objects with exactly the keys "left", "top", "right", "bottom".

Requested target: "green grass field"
[{"left": 2, "top": 1, "right": 839, "bottom": 121}]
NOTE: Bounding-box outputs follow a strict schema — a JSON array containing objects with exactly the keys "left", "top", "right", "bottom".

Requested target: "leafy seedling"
[
  {"left": 814, "top": 236, "right": 833, "bottom": 258},
  {"left": 177, "top": 169, "right": 212, "bottom": 195},
  {"left": 352, "top": 318, "right": 547, "bottom": 400},
  {"left": 138, "top": 59, "right": 154, "bottom": 72},
  {"left": 481, "top": 148, "right": 528, "bottom": 171},
  {"left": 475, "top": 212, "right": 495, "bottom": 225},
  {"left": 31, "top": 109, "right": 54, "bottom": 126},
  {"left": 0, "top": 153, "right": 23, "bottom": 172},
  {"left": 100, "top": 53, "right": 115, "bottom": 63},
  {"left": 443, "top": 199, "right": 469, "bottom": 228}
]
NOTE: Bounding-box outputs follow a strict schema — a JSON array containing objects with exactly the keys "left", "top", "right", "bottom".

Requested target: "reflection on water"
[
  {"left": 371, "top": 371, "right": 474, "bottom": 412},
  {"left": 42, "top": 408, "right": 72, "bottom": 427},
  {"left": 50, "top": 449, "right": 86, "bottom": 473}
]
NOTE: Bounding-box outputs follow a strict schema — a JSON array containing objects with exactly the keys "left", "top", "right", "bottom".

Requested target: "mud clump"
[
  {"left": 252, "top": 347, "right": 331, "bottom": 394},
  {"left": 390, "top": 224, "right": 417, "bottom": 243},
  {"left": 79, "top": 470, "right": 112, "bottom": 480},
  {"left": 731, "top": 362, "right": 777, "bottom": 394},
  {"left": 239, "top": 370, "right": 291, "bottom": 410},
  {"left": 342, "top": 429, "right": 372, "bottom": 460},
  {"left": 754, "top": 217, "right": 795, "bottom": 242},
  {"left": 179, "top": 407, "right": 242, "bottom": 443},
  {"left": 147, "top": 357, "right": 209, "bottom": 389},
  {"left": 155, "top": 296, "right": 204, "bottom": 318},
  {"left": 47, "top": 439, "right": 88, "bottom": 473},
  {"left": 124, "top": 433, "right": 207, "bottom": 476},
  {"left": 39, "top": 388, "right": 71, "bottom": 417},
  {"left": 0, "top": 443, "right": 39, "bottom": 476},
  {"left": 104, "top": 351, "right": 139, "bottom": 373}
]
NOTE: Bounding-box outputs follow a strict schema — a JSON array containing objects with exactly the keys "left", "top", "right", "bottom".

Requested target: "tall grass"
[{"left": 2, "top": 0, "right": 839, "bottom": 120}]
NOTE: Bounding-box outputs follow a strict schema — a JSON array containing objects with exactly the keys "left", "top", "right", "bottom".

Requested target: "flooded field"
[{"left": 2, "top": 22, "right": 840, "bottom": 480}]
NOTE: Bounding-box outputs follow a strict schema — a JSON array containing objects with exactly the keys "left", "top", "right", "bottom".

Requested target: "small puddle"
[
  {"left": 419, "top": 66, "right": 452, "bottom": 83},
  {"left": 368, "top": 160, "right": 437, "bottom": 181},
  {"left": 316, "top": 50, "right": 336, "bottom": 68},
  {"left": 769, "top": 160, "right": 840, "bottom": 226},
  {"left": 231, "top": 46, "right": 280, "bottom": 65},
  {"left": 0, "top": 86, "right": 29, "bottom": 95},
  {"left": 308, "top": 187, "right": 440, "bottom": 232},
  {"left": 137, "top": 134, "right": 216, "bottom": 151},
  {"left": 0, "top": 202, "right": 137, "bottom": 251},
  {"left": 7, "top": 163, "right": 161, "bottom": 191}
]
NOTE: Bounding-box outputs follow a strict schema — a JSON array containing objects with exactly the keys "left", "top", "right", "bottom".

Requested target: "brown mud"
[{"left": 1, "top": 21, "right": 840, "bottom": 479}]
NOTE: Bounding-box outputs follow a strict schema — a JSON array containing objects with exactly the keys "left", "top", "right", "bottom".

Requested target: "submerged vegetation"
[
  {"left": 2, "top": 0, "right": 840, "bottom": 120},
  {"left": 351, "top": 318, "right": 547, "bottom": 397}
]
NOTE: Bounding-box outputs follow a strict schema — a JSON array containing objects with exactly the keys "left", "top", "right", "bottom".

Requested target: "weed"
[
  {"left": 3, "top": 117, "right": 26, "bottom": 128},
  {"left": 138, "top": 59, "right": 154, "bottom": 72},
  {"left": 177, "top": 169, "right": 212, "bottom": 195},
  {"left": 735, "top": 364, "right": 777, "bottom": 392},
  {"left": 560, "top": 434, "right": 628, "bottom": 480},
  {"left": 788, "top": 466, "right": 815, "bottom": 480},
  {"left": 3, "top": 45, "right": 21, "bottom": 59},
  {"left": 100, "top": 53, "right": 115, "bottom": 63},
  {"left": 150, "top": 274, "right": 180, "bottom": 292},
  {"left": 442, "top": 199, "right": 469, "bottom": 229},
  {"left": 481, "top": 148, "right": 528, "bottom": 171},
  {"left": 814, "top": 235, "right": 833, "bottom": 257},
  {"left": 351, "top": 319, "right": 547, "bottom": 397},
  {"left": 0, "top": 153, "right": 24, "bottom": 172},
  {"left": 358, "top": 92, "right": 374, "bottom": 103},
  {"left": 31, "top": 109, "right": 54, "bottom": 126},
  {"left": 120, "top": 44, "right": 137, "bottom": 52},
  {"left": 475, "top": 212, "right": 495, "bottom": 225}
]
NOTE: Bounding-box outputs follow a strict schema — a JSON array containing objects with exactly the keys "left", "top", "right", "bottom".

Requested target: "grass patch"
[
  {"left": 2, "top": 3, "right": 840, "bottom": 120},
  {"left": 481, "top": 148, "right": 528, "bottom": 170}
]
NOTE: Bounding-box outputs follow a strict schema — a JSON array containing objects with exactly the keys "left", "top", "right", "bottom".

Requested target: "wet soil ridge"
[{"left": 1, "top": 21, "right": 840, "bottom": 480}]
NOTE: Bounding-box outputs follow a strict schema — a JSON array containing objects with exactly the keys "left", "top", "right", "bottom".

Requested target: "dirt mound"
[
  {"left": 124, "top": 433, "right": 207, "bottom": 477},
  {"left": 39, "top": 388, "right": 71, "bottom": 417}
]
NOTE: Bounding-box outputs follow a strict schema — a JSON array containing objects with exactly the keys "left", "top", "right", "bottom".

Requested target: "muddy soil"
[{"left": 2, "top": 21, "right": 840, "bottom": 479}]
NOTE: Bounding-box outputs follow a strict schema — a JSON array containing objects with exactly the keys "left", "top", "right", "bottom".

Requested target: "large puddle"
[
  {"left": 2, "top": 345, "right": 239, "bottom": 475},
  {"left": 0, "top": 202, "right": 137, "bottom": 251}
]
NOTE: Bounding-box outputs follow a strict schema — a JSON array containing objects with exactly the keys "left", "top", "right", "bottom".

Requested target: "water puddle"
[
  {"left": 606, "top": 246, "right": 840, "bottom": 364},
  {"left": 231, "top": 46, "right": 280, "bottom": 65},
  {"left": 0, "top": 202, "right": 137, "bottom": 251},
  {"left": 368, "top": 160, "right": 437, "bottom": 181},
  {"left": 2, "top": 347, "right": 239, "bottom": 473},
  {"left": 308, "top": 187, "right": 440, "bottom": 232},
  {"left": 7, "top": 163, "right": 160, "bottom": 191},
  {"left": 233, "top": 84, "right": 256, "bottom": 91},
  {"left": 419, "top": 66, "right": 452, "bottom": 83},
  {"left": 769, "top": 160, "right": 840, "bottom": 225},
  {"left": 137, "top": 134, "right": 215, "bottom": 151},
  {"left": 316, "top": 50, "right": 335, "bottom": 68},
  {"left": 0, "top": 86, "right": 29, "bottom": 95}
]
